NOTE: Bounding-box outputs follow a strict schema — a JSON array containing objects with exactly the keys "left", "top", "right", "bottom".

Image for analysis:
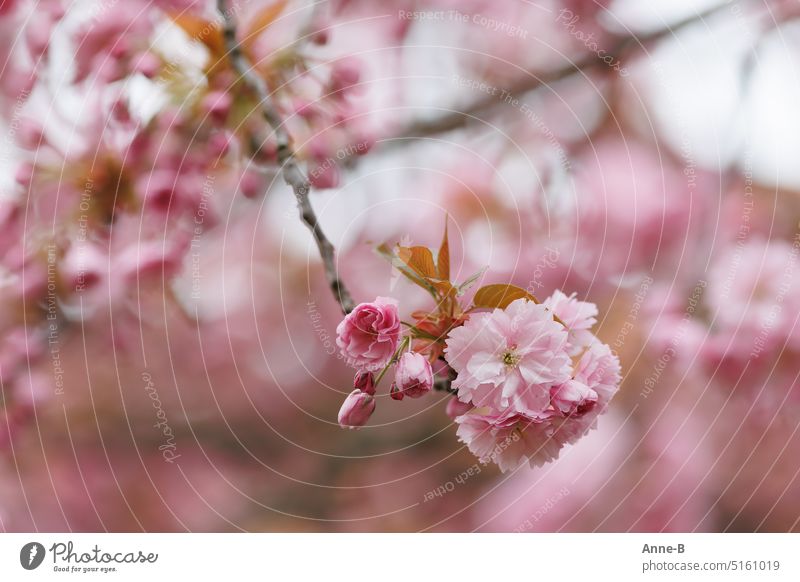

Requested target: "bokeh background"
[{"left": 1, "top": 0, "right": 799, "bottom": 531}]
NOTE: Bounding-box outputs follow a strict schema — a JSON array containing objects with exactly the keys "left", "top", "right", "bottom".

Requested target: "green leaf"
[
  {"left": 472, "top": 284, "right": 539, "bottom": 310},
  {"left": 456, "top": 266, "right": 488, "bottom": 296}
]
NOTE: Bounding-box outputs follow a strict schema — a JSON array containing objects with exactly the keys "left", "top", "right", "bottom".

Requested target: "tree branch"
[
  {"left": 388, "top": 2, "right": 749, "bottom": 144},
  {"left": 217, "top": 0, "right": 355, "bottom": 314}
]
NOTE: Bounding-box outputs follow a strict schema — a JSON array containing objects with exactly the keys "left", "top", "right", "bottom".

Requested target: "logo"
[{"left": 20, "top": 542, "right": 46, "bottom": 570}]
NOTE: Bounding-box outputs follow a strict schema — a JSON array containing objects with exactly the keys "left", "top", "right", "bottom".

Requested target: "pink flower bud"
[
  {"left": 390, "top": 383, "right": 404, "bottom": 401},
  {"left": 139, "top": 170, "right": 182, "bottom": 212},
  {"left": 14, "top": 162, "right": 35, "bottom": 188},
  {"left": 16, "top": 118, "right": 45, "bottom": 150},
  {"left": 329, "top": 56, "right": 361, "bottom": 93},
  {"left": 308, "top": 161, "right": 339, "bottom": 190},
  {"left": 550, "top": 379, "right": 598, "bottom": 417},
  {"left": 354, "top": 371, "right": 376, "bottom": 395},
  {"left": 134, "top": 51, "right": 162, "bottom": 79},
  {"left": 445, "top": 397, "right": 473, "bottom": 420},
  {"left": 208, "top": 132, "right": 233, "bottom": 158},
  {"left": 0, "top": 327, "right": 42, "bottom": 381},
  {"left": 202, "top": 90, "right": 232, "bottom": 125},
  {"left": 310, "top": 25, "right": 329, "bottom": 45},
  {"left": 337, "top": 389, "right": 375, "bottom": 429},
  {"left": 118, "top": 239, "right": 188, "bottom": 283},
  {"left": 395, "top": 352, "right": 433, "bottom": 399},
  {"left": 110, "top": 98, "right": 132, "bottom": 124},
  {"left": 25, "top": 17, "right": 52, "bottom": 58},
  {"left": 239, "top": 169, "right": 267, "bottom": 199},
  {"left": 60, "top": 241, "right": 107, "bottom": 293},
  {"left": 307, "top": 136, "right": 331, "bottom": 162},
  {"left": 13, "top": 370, "right": 52, "bottom": 411},
  {"left": 109, "top": 38, "right": 130, "bottom": 60},
  {"left": 293, "top": 99, "right": 318, "bottom": 119},
  {"left": 0, "top": 197, "right": 20, "bottom": 230},
  {"left": 352, "top": 134, "right": 374, "bottom": 156}
]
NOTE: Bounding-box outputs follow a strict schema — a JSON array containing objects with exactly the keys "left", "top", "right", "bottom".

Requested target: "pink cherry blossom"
[
  {"left": 445, "top": 397, "right": 473, "bottom": 420},
  {"left": 543, "top": 290, "right": 599, "bottom": 355},
  {"left": 573, "top": 341, "right": 622, "bottom": 408},
  {"left": 394, "top": 352, "right": 433, "bottom": 398},
  {"left": 444, "top": 298, "right": 572, "bottom": 416},
  {"left": 550, "top": 379, "right": 598, "bottom": 416},
  {"left": 454, "top": 341, "right": 620, "bottom": 472},
  {"left": 455, "top": 409, "right": 558, "bottom": 472},
  {"left": 336, "top": 297, "right": 401, "bottom": 371}
]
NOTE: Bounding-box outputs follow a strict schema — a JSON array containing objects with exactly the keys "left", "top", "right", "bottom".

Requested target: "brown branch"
[
  {"left": 388, "top": 2, "right": 751, "bottom": 144},
  {"left": 217, "top": 0, "right": 355, "bottom": 314}
]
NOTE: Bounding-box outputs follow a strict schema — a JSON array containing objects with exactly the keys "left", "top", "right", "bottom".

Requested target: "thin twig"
[{"left": 217, "top": 0, "right": 355, "bottom": 314}]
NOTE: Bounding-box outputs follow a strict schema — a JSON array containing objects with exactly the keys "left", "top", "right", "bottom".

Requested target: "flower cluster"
[{"left": 335, "top": 225, "right": 621, "bottom": 471}]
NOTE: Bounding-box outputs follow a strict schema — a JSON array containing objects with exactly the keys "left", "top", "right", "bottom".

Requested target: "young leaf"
[
  {"left": 397, "top": 246, "right": 437, "bottom": 279},
  {"left": 430, "top": 280, "right": 455, "bottom": 297},
  {"left": 472, "top": 284, "right": 539, "bottom": 310},
  {"left": 375, "top": 244, "right": 439, "bottom": 298},
  {"left": 437, "top": 218, "right": 450, "bottom": 281},
  {"left": 456, "top": 266, "right": 488, "bottom": 296}
]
